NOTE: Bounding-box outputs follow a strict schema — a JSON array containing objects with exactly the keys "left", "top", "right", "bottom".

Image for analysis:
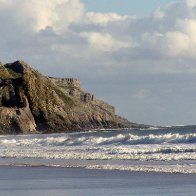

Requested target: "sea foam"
[{"left": 0, "top": 128, "right": 195, "bottom": 173}]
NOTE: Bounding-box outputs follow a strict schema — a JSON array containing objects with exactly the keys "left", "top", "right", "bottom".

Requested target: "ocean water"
[{"left": 0, "top": 126, "right": 195, "bottom": 173}]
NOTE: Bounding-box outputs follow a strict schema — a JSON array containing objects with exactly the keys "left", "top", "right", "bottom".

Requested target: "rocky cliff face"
[{"left": 0, "top": 61, "right": 147, "bottom": 134}]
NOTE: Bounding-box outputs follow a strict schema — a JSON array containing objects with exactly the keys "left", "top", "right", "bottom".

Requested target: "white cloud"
[
  {"left": 177, "top": 19, "right": 196, "bottom": 40},
  {"left": 80, "top": 32, "right": 130, "bottom": 51},
  {"left": 163, "top": 31, "right": 190, "bottom": 56},
  {"left": 85, "top": 12, "right": 128, "bottom": 25},
  {"left": 186, "top": 0, "right": 196, "bottom": 9},
  {"left": 134, "top": 0, "right": 196, "bottom": 59},
  {"left": 1, "top": 0, "right": 196, "bottom": 69},
  {"left": 0, "top": 0, "right": 85, "bottom": 32}
]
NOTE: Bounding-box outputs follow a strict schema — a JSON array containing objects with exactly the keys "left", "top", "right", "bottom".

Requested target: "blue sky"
[{"left": 82, "top": 0, "right": 179, "bottom": 15}]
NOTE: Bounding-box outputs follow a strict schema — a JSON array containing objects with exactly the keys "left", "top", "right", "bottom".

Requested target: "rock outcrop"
[{"left": 0, "top": 61, "right": 148, "bottom": 134}]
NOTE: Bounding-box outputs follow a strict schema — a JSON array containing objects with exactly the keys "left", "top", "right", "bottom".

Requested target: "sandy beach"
[{"left": 0, "top": 166, "right": 195, "bottom": 196}]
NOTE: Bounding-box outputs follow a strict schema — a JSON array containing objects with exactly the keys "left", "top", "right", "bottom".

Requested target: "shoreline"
[
  {"left": 1, "top": 164, "right": 196, "bottom": 177},
  {"left": 0, "top": 163, "right": 195, "bottom": 175},
  {"left": 0, "top": 165, "right": 195, "bottom": 196}
]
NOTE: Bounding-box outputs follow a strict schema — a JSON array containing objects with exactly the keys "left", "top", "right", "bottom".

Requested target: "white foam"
[
  {"left": 0, "top": 130, "right": 195, "bottom": 173},
  {"left": 86, "top": 164, "right": 196, "bottom": 174},
  {"left": 0, "top": 132, "right": 195, "bottom": 147}
]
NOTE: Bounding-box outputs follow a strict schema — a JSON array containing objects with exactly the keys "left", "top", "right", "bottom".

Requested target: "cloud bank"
[{"left": 0, "top": 0, "right": 196, "bottom": 125}]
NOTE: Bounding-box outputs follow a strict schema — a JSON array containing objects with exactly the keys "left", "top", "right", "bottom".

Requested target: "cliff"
[{"left": 0, "top": 61, "right": 147, "bottom": 134}]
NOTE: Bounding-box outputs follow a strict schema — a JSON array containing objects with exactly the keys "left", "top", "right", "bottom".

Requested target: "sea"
[{"left": 0, "top": 126, "right": 195, "bottom": 174}]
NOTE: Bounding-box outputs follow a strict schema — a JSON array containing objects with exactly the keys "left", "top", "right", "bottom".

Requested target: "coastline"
[
  {"left": 0, "top": 165, "right": 195, "bottom": 196},
  {"left": 0, "top": 157, "right": 195, "bottom": 174}
]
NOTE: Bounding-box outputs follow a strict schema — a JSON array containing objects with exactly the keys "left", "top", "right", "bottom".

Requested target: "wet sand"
[{"left": 0, "top": 166, "right": 195, "bottom": 196}]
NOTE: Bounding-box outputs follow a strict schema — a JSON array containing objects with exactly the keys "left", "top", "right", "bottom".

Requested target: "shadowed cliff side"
[{"left": 0, "top": 61, "right": 148, "bottom": 134}]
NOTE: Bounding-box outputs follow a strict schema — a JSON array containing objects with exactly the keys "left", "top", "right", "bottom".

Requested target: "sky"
[
  {"left": 82, "top": 0, "right": 178, "bottom": 15},
  {"left": 0, "top": 0, "right": 196, "bottom": 126}
]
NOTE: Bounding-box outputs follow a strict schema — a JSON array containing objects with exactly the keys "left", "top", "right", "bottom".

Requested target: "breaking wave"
[
  {"left": 0, "top": 128, "right": 195, "bottom": 173},
  {"left": 0, "top": 132, "right": 195, "bottom": 147}
]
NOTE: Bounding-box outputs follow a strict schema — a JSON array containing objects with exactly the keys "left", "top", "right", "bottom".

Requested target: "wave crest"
[{"left": 0, "top": 132, "right": 195, "bottom": 147}]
